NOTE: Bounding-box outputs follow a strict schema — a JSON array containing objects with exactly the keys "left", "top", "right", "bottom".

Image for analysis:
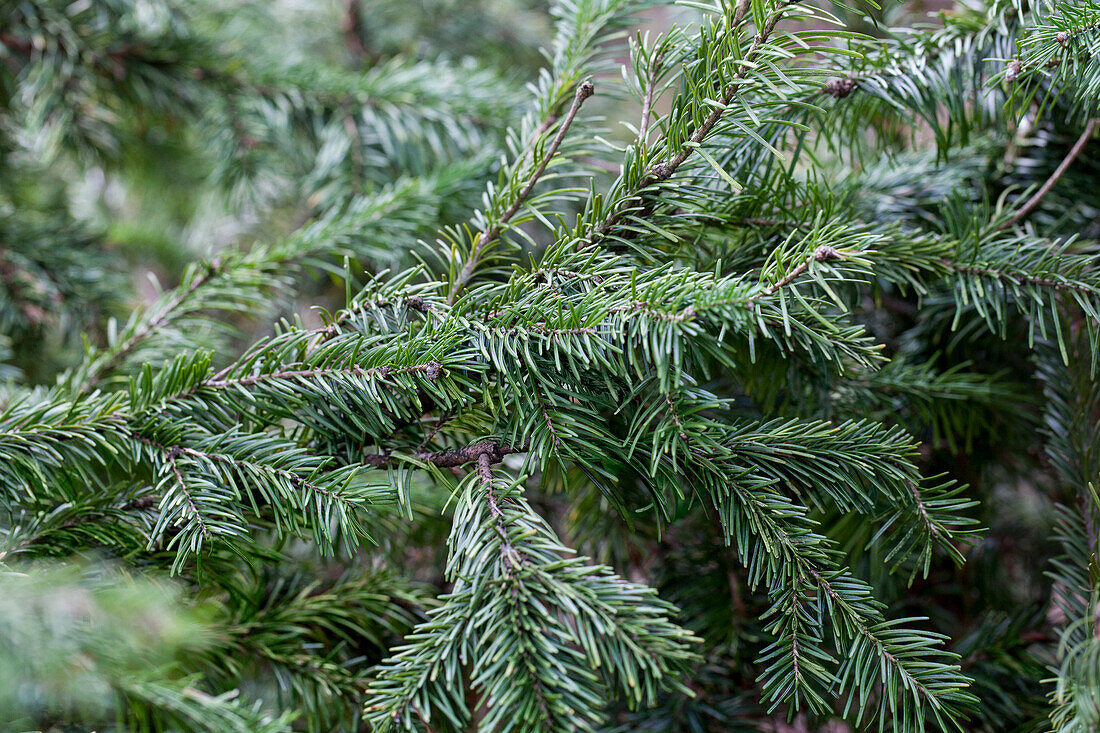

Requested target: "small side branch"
[
  {"left": 907, "top": 480, "right": 942, "bottom": 542},
  {"left": 165, "top": 449, "right": 210, "bottom": 538},
  {"left": 998, "top": 118, "right": 1097, "bottom": 231},
  {"left": 637, "top": 52, "right": 665, "bottom": 144},
  {"left": 495, "top": 81, "right": 595, "bottom": 238},
  {"left": 476, "top": 451, "right": 495, "bottom": 488},
  {"left": 449, "top": 80, "right": 595, "bottom": 303},
  {"left": 732, "top": 0, "right": 753, "bottom": 26},
  {"left": 158, "top": 360, "right": 444, "bottom": 408},
  {"left": 476, "top": 449, "right": 523, "bottom": 575},
  {"left": 135, "top": 433, "right": 358, "bottom": 507},
  {"left": 580, "top": 1, "right": 794, "bottom": 251},
  {"left": 945, "top": 261, "right": 1095, "bottom": 293},
  {"left": 758, "top": 245, "right": 843, "bottom": 299},
  {"left": 80, "top": 259, "right": 226, "bottom": 392},
  {"left": 805, "top": 566, "right": 933, "bottom": 701},
  {"left": 202, "top": 360, "right": 443, "bottom": 390}
]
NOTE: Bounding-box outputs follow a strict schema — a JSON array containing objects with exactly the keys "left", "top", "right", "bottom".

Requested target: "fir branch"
[
  {"left": 201, "top": 362, "right": 443, "bottom": 391},
  {"left": 163, "top": 446, "right": 212, "bottom": 542},
  {"left": 71, "top": 179, "right": 447, "bottom": 392},
  {"left": 944, "top": 261, "right": 1096, "bottom": 294},
  {"left": 9, "top": 0, "right": 1100, "bottom": 728},
  {"left": 998, "top": 118, "right": 1097, "bottom": 230},
  {"left": 637, "top": 51, "right": 665, "bottom": 144},
  {"left": 581, "top": 0, "right": 795, "bottom": 250},
  {"left": 448, "top": 80, "right": 595, "bottom": 303},
  {"left": 79, "top": 260, "right": 227, "bottom": 392},
  {"left": 755, "top": 245, "right": 845, "bottom": 300},
  {"left": 362, "top": 440, "right": 520, "bottom": 469}
]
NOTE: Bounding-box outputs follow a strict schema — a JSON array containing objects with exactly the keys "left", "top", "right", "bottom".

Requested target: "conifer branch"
[
  {"left": 449, "top": 80, "right": 595, "bottom": 302},
  {"left": 907, "top": 480, "right": 943, "bottom": 542},
  {"left": 945, "top": 261, "right": 1097, "bottom": 293},
  {"left": 581, "top": 0, "right": 795, "bottom": 250},
  {"left": 164, "top": 448, "right": 211, "bottom": 540},
  {"left": 201, "top": 362, "right": 444, "bottom": 391},
  {"left": 805, "top": 567, "right": 939, "bottom": 702},
  {"left": 138, "top": 436, "right": 350, "bottom": 504},
  {"left": 637, "top": 51, "right": 665, "bottom": 144},
  {"left": 79, "top": 260, "right": 226, "bottom": 392},
  {"left": 9, "top": 0, "right": 1100, "bottom": 728},
  {"left": 998, "top": 118, "right": 1097, "bottom": 230},
  {"left": 362, "top": 441, "right": 520, "bottom": 469},
  {"left": 756, "top": 245, "right": 845, "bottom": 299}
]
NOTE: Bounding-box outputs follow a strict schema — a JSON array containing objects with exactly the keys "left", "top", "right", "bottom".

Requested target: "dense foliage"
[{"left": 2, "top": 0, "right": 1100, "bottom": 730}]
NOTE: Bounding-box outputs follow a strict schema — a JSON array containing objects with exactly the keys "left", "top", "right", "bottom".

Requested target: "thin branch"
[
  {"left": 945, "top": 261, "right": 1095, "bottom": 293},
  {"left": 757, "top": 245, "right": 844, "bottom": 300},
  {"left": 998, "top": 118, "right": 1097, "bottom": 230},
  {"left": 580, "top": 1, "right": 794, "bottom": 251},
  {"left": 907, "top": 480, "right": 943, "bottom": 542},
  {"left": 785, "top": 576, "right": 807, "bottom": 689},
  {"left": 476, "top": 450, "right": 525, "bottom": 577},
  {"left": 663, "top": 393, "right": 688, "bottom": 441},
  {"left": 449, "top": 80, "right": 596, "bottom": 303},
  {"left": 533, "top": 388, "right": 562, "bottom": 449},
  {"left": 79, "top": 258, "right": 226, "bottom": 392},
  {"left": 362, "top": 440, "right": 520, "bottom": 469},
  {"left": 637, "top": 52, "right": 665, "bottom": 144},
  {"left": 150, "top": 361, "right": 445, "bottom": 412},
  {"left": 201, "top": 360, "right": 443, "bottom": 390},
  {"left": 476, "top": 451, "right": 495, "bottom": 488},
  {"left": 487, "top": 245, "right": 846, "bottom": 336},
  {"left": 7, "top": 496, "right": 156, "bottom": 556},
  {"left": 490, "top": 324, "right": 599, "bottom": 336},
  {"left": 134, "top": 434, "right": 376, "bottom": 534},
  {"left": 415, "top": 412, "right": 454, "bottom": 451},
  {"left": 805, "top": 567, "right": 934, "bottom": 702},
  {"left": 165, "top": 448, "right": 210, "bottom": 539},
  {"left": 485, "top": 81, "right": 595, "bottom": 246},
  {"left": 733, "top": 0, "right": 754, "bottom": 27}
]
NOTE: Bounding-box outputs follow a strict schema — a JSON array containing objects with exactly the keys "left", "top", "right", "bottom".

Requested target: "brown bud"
[{"left": 826, "top": 78, "right": 858, "bottom": 99}]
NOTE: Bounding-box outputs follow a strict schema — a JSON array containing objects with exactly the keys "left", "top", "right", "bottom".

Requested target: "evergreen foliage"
[{"left": 2, "top": 0, "right": 1100, "bottom": 730}]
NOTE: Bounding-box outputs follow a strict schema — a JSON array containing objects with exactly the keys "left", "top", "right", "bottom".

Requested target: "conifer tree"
[{"left": 2, "top": 0, "right": 1100, "bottom": 730}]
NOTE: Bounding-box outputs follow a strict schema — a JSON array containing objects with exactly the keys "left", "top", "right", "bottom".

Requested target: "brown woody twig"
[
  {"left": 363, "top": 440, "right": 520, "bottom": 470},
  {"left": 998, "top": 118, "right": 1097, "bottom": 231},
  {"left": 449, "top": 80, "right": 595, "bottom": 303},
  {"left": 580, "top": 1, "right": 794, "bottom": 251}
]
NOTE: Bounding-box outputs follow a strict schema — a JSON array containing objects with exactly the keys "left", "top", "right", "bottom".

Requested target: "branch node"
[{"left": 652, "top": 161, "right": 673, "bottom": 181}]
